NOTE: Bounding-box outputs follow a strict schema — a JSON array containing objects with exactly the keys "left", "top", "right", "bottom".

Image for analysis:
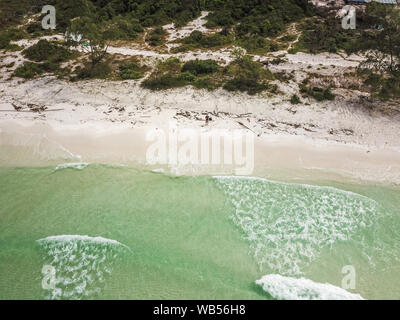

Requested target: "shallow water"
[{"left": 0, "top": 165, "right": 399, "bottom": 299}]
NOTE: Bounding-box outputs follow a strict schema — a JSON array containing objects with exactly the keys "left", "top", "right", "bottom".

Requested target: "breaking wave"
[
  {"left": 214, "top": 176, "right": 381, "bottom": 276},
  {"left": 37, "top": 235, "right": 131, "bottom": 300},
  {"left": 256, "top": 274, "right": 364, "bottom": 300}
]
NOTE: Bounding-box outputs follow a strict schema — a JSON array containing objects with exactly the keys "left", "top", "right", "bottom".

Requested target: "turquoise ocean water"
[{"left": 0, "top": 164, "right": 399, "bottom": 299}]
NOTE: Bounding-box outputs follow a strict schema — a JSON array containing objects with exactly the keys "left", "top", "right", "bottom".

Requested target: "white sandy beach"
[{"left": 0, "top": 75, "right": 399, "bottom": 185}]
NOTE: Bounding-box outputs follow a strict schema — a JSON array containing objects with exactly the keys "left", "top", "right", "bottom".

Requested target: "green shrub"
[
  {"left": 76, "top": 62, "right": 112, "bottom": 80},
  {"left": 280, "top": 34, "right": 297, "bottom": 42},
  {"left": 119, "top": 62, "right": 143, "bottom": 80},
  {"left": 179, "top": 31, "right": 232, "bottom": 51},
  {"left": 104, "top": 16, "right": 144, "bottom": 40},
  {"left": 0, "top": 28, "right": 24, "bottom": 49},
  {"left": 363, "top": 71, "right": 400, "bottom": 101},
  {"left": 300, "top": 85, "right": 335, "bottom": 101},
  {"left": 0, "top": 34, "right": 10, "bottom": 49},
  {"left": 193, "top": 78, "right": 218, "bottom": 90},
  {"left": 223, "top": 78, "right": 268, "bottom": 95},
  {"left": 223, "top": 55, "right": 274, "bottom": 95},
  {"left": 143, "top": 73, "right": 190, "bottom": 90},
  {"left": 240, "top": 36, "right": 279, "bottom": 54},
  {"left": 290, "top": 94, "right": 301, "bottom": 104},
  {"left": 181, "top": 59, "right": 219, "bottom": 75},
  {"left": 4, "top": 43, "right": 22, "bottom": 52},
  {"left": 157, "top": 57, "right": 182, "bottom": 73},
  {"left": 22, "top": 40, "right": 72, "bottom": 63},
  {"left": 13, "top": 62, "right": 45, "bottom": 79},
  {"left": 148, "top": 27, "right": 166, "bottom": 46},
  {"left": 294, "top": 17, "right": 362, "bottom": 54},
  {"left": 177, "top": 71, "right": 195, "bottom": 82}
]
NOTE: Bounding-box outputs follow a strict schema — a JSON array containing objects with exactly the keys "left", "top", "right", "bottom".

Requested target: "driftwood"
[
  {"left": 10, "top": 101, "right": 49, "bottom": 113},
  {"left": 237, "top": 121, "right": 259, "bottom": 136},
  {"left": 11, "top": 103, "right": 22, "bottom": 111},
  {"left": 0, "top": 108, "right": 63, "bottom": 113}
]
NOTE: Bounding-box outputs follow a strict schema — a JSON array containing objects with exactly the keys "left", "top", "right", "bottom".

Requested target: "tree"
[
  {"left": 361, "top": 3, "right": 400, "bottom": 76},
  {"left": 66, "top": 16, "right": 110, "bottom": 74}
]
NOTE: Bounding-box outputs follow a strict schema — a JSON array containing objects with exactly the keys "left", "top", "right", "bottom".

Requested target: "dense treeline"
[
  {"left": 1, "top": 0, "right": 312, "bottom": 33},
  {"left": 1, "top": 0, "right": 313, "bottom": 53}
]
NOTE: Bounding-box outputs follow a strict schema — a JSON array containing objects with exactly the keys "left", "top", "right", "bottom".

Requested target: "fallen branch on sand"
[
  {"left": 237, "top": 121, "right": 260, "bottom": 136},
  {"left": 0, "top": 109, "right": 64, "bottom": 113}
]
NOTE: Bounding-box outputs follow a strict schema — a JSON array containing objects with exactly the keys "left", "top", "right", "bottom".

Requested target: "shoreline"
[
  {"left": 1, "top": 117, "right": 399, "bottom": 187},
  {"left": 1, "top": 73, "right": 400, "bottom": 186}
]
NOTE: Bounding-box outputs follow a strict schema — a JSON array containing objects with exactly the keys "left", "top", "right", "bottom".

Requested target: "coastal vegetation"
[
  {"left": 13, "top": 39, "right": 74, "bottom": 79},
  {"left": 1, "top": 1, "right": 399, "bottom": 100},
  {"left": 142, "top": 53, "right": 275, "bottom": 95}
]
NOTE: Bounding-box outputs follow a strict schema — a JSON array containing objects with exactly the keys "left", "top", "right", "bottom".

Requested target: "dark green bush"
[
  {"left": 13, "top": 62, "right": 46, "bottom": 79},
  {"left": 223, "top": 78, "right": 268, "bottom": 95},
  {"left": 148, "top": 27, "right": 166, "bottom": 46},
  {"left": 181, "top": 59, "right": 219, "bottom": 75},
  {"left": 119, "top": 62, "right": 144, "bottom": 80},
  {"left": 76, "top": 62, "right": 112, "bottom": 80},
  {"left": 290, "top": 94, "right": 301, "bottom": 104},
  {"left": 0, "top": 28, "right": 26, "bottom": 49},
  {"left": 295, "top": 17, "right": 362, "bottom": 54},
  {"left": 142, "top": 73, "right": 191, "bottom": 90},
  {"left": 104, "top": 16, "right": 144, "bottom": 40},
  {"left": 300, "top": 85, "right": 335, "bottom": 101},
  {"left": 179, "top": 31, "right": 232, "bottom": 51},
  {"left": 363, "top": 71, "right": 400, "bottom": 101},
  {"left": 22, "top": 40, "right": 72, "bottom": 63},
  {"left": 206, "top": 0, "right": 312, "bottom": 40},
  {"left": 223, "top": 55, "right": 274, "bottom": 95},
  {"left": 193, "top": 78, "right": 218, "bottom": 90},
  {"left": 0, "top": 34, "right": 10, "bottom": 49}
]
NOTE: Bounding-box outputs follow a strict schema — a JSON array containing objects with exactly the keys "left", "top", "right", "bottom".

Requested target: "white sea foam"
[
  {"left": 214, "top": 176, "right": 380, "bottom": 276},
  {"left": 37, "top": 235, "right": 130, "bottom": 300},
  {"left": 54, "top": 163, "right": 130, "bottom": 171},
  {"left": 54, "top": 162, "right": 89, "bottom": 171},
  {"left": 256, "top": 274, "right": 364, "bottom": 300},
  {"left": 38, "top": 235, "right": 129, "bottom": 248}
]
